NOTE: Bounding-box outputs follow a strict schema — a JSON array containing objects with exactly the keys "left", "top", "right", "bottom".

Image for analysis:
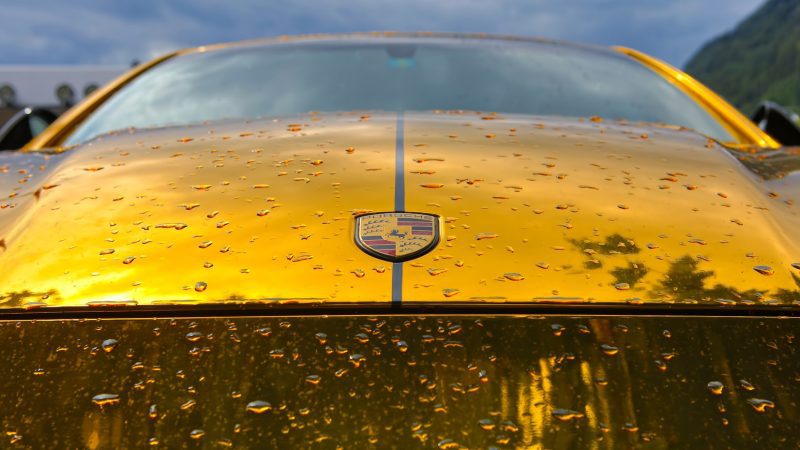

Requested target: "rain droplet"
[
  {"left": 614, "top": 282, "right": 630, "bottom": 291},
  {"left": 257, "top": 327, "right": 272, "bottom": 337},
  {"left": 437, "top": 439, "right": 460, "bottom": 449},
  {"left": 99, "top": 249, "right": 115, "bottom": 255},
  {"left": 155, "top": 223, "right": 188, "bottom": 230},
  {"left": 753, "top": 265, "right": 774, "bottom": 276},
  {"left": 536, "top": 262, "right": 550, "bottom": 270},
  {"left": 305, "top": 374, "right": 321, "bottom": 385},
  {"left": 552, "top": 408, "right": 585, "bottom": 421},
  {"left": 349, "top": 353, "right": 365, "bottom": 368},
  {"left": 478, "top": 419, "right": 495, "bottom": 431},
  {"left": 421, "top": 183, "right": 445, "bottom": 189},
  {"left": 707, "top": 381, "right": 724, "bottom": 395},
  {"left": 246, "top": 400, "right": 272, "bottom": 414},
  {"left": 123, "top": 256, "right": 136, "bottom": 265},
  {"left": 194, "top": 282, "right": 207, "bottom": 292},
  {"left": 600, "top": 344, "right": 619, "bottom": 355},
  {"left": 351, "top": 269, "right": 365, "bottom": 278},
  {"left": 504, "top": 272, "right": 524, "bottom": 281},
  {"left": 192, "top": 185, "right": 211, "bottom": 191},
  {"left": 91, "top": 393, "right": 120, "bottom": 407},
  {"left": 623, "top": 423, "right": 639, "bottom": 432},
  {"left": 101, "top": 338, "right": 118, "bottom": 353},
  {"left": 181, "top": 399, "right": 197, "bottom": 410},
  {"left": 428, "top": 267, "right": 447, "bottom": 276},
  {"left": 199, "top": 241, "right": 213, "bottom": 249},
  {"left": 746, "top": 398, "right": 775, "bottom": 412},
  {"left": 740, "top": 379, "right": 755, "bottom": 391},
  {"left": 186, "top": 331, "right": 203, "bottom": 342},
  {"left": 442, "top": 288, "right": 460, "bottom": 298},
  {"left": 475, "top": 233, "right": 498, "bottom": 240},
  {"left": 189, "top": 429, "right": 205, "bottom": 440},
  {"left": 291, "top": 253, "right": 313, "bottom": 262},
  {"left": 256, "top": 209, "right": 270, "bottom": 217}
]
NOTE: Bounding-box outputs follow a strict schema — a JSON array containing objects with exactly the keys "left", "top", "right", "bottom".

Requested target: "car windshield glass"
[{"left": 65, "top": 37, "right": 733, "bottom": 145}]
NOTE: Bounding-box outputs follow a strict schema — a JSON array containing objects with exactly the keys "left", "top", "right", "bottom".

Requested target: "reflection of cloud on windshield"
[{"left": 68, "top": 39, "right": 733, "bottom": 145}]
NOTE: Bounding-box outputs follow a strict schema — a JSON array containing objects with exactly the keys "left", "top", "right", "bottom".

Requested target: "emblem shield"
[{"left": 355, "top": 212, "right": 440, "bottom": 262}]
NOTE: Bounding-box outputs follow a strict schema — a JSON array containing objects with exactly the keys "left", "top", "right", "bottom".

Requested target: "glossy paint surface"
[
  {"left": 0, "top": 315, "right": 797, "bottom": 448},
  {"left": 0, "top": 113, "right": 797, "bottom": 308}
]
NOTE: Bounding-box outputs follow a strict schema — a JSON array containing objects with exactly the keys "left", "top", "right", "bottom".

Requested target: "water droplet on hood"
[
  {"left": 746, "top": 398, "right": 775, "bottom": 412},
  {"left": 428, "top": 267, "right": 447, "bottom": 276},
  {"left": 753, "top": 265, "right": 774, "bottom": 276},
  {"left": 189, "top": 429, "right": 205, "bottom": 440},
  {"left": 101, "top": 339, "right": 118, "bottom": 353},
  {"left": 552, "top": 408, "right": 584, "bottom": 421},
  {"left": 504, "top": 272, "right": 524, "bottom": 281},
  {"left": 91, "top": 393, "right": 120, "bottom": 407},
  {"left": 442, "top": 288, "right": 460, "bottom": 298},
  {"left": 155, "top": 223, "right": 188, "bottom": 230},
  {"left": 246, "top": 400, "right": 272, "bottom": 414},
  {"left": 600, "top": 344, "right": 619, "bottom": 355},
  {"left": 707, "top": 381, "right": 724, "bottom": 395}
]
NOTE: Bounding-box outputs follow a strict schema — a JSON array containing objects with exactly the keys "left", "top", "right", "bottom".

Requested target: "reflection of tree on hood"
[{"left": 652, "top": 255, "right": 761, "bottom": 302}]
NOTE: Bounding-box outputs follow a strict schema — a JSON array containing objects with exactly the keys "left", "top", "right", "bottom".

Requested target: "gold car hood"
[{"left": 0, "top": 112, "right": 798, "bottom": 308}]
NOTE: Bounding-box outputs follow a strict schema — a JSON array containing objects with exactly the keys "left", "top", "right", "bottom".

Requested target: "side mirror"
[
  {"left": 0, "top": 107, "right": 58, "bottom": 150},
  {"left": 751, "top": 101, "right": 800, "bottom": 146}
]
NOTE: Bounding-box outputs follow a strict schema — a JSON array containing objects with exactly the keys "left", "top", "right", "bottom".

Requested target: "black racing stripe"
[{"left": 392, "top": 112, "right": 405, "bottom": 305}]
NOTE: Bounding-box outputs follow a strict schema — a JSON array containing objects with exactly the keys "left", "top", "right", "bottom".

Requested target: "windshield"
[{"left": 65, "top": 36, "right": 733, "bottom": 145}]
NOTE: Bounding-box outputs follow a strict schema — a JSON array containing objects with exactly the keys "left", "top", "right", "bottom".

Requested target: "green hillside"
[{"left": 684, "top": 0, "right": 800, "bottom": 116}]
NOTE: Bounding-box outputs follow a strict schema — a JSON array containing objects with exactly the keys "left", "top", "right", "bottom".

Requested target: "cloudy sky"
[{"left": 2, "top": 0, "right": 764, "bottom": 68}]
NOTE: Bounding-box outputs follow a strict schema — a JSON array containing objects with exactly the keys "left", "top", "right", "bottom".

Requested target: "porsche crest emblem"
[{"left": 355, "top": 212, "right": 440, "bottom": 262}]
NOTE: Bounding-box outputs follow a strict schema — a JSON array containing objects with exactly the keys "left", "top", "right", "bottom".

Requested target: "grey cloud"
[{"left": 1, "top": 0, "right": 764, "bottom": 67}]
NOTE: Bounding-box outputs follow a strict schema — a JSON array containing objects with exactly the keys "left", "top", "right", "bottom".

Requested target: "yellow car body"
[
  {"left": 5, "top": 33, "right": 798, "bottom": 309},
  {"left": 3, "top": 111, "right": 799, "bottom": 308},
  {"left": 0, "top": 33, "right": 798, "bottom": 449}
]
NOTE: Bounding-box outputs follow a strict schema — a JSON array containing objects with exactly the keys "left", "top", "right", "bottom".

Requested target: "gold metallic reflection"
[
  {"left": 0, "top": 112, "right": 798, "bottom": 308},
  {"left": 0, "top": 315, "right": 796, "bottom": 448}
]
